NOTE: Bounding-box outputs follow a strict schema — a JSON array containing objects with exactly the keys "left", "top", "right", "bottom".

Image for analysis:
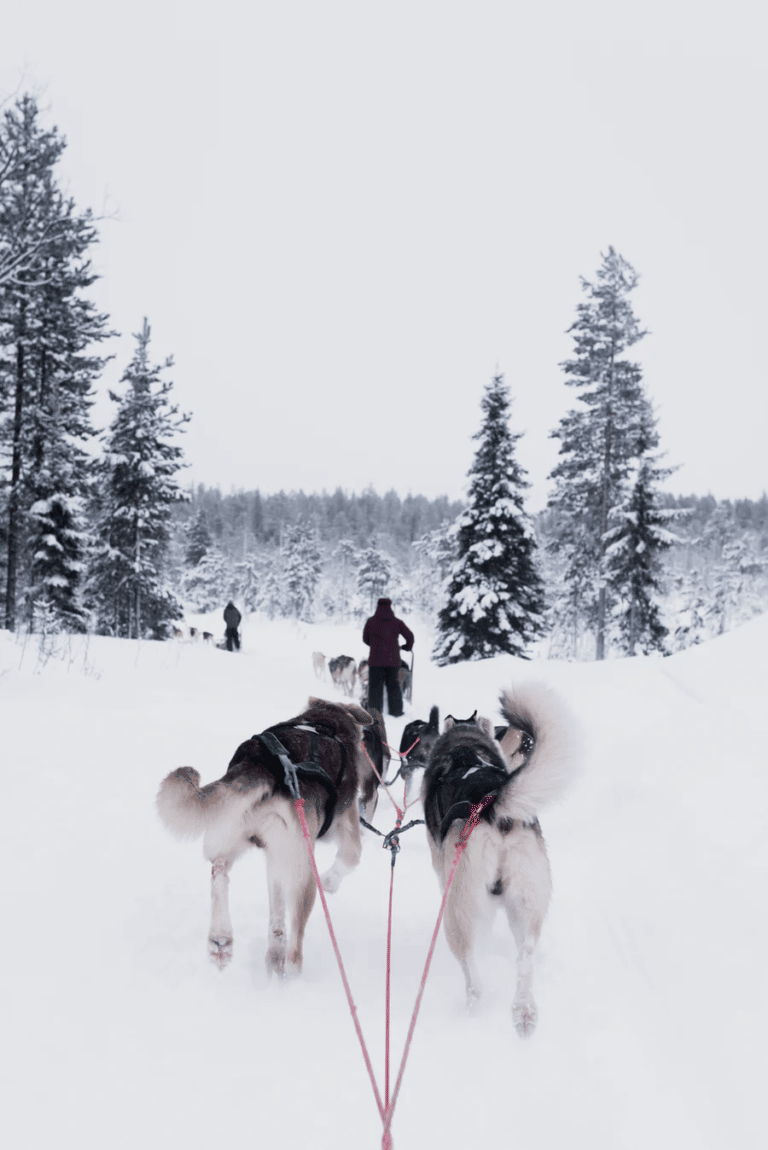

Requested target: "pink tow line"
[
  {"left": 294, "top": 752, "right": 496, "bottom": 1149},
  {"left": 360, "top": 740, "right": 420, "bottom": 1112}
]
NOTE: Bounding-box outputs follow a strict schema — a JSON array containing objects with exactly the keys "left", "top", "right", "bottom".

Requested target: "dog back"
[{"left": 225, "top": 699, "right": 368, "bottom": 833}]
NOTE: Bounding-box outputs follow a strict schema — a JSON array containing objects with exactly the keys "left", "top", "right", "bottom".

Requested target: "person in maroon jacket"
[{"left": 362, "top": 598, "right": 414, "bottom": 717}]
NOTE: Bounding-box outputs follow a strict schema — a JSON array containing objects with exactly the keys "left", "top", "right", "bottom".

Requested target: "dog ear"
[
  {"left": 428, "top": 705, "right": 440, "bottom": 730},
  {"left": 476, "top": 716, "right": 494, "bottom": 739},
  {"left": 344, "top": 702, "right": 374, "bottom": 725},
  {"left": 443, "top": 715, "right": 455, "bottom": 731}
]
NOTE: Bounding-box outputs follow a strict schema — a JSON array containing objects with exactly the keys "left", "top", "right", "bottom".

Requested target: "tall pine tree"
[
  {"left": 0, "top": 94, "right": 112, "bottom": 629},
  {"left": 603, "top": 413, "right": 682, "bottom": 654},
  {"left": 548, "top": 247, "right": 651, "bottom": 659},
  {"left": 89, "top": 319, "right": 188, "bottom": 638},
  {"left": 433, "top": 374, "right": 546, "bottom": 664}
]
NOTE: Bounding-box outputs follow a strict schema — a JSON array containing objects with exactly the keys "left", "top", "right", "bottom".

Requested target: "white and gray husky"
[
  {"left": 156, "top": 697, "right": 373, "bottom": 975},
  {"left": 421, "top": 682, "right": 582, "bottom": 1036}
]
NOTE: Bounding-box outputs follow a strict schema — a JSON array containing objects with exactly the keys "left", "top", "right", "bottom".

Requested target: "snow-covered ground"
[{"left": 2, "top": 613, "right": 766, "bottom": 1149}]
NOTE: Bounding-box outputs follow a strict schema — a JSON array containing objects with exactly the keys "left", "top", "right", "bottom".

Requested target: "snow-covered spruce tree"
[
  {"left": 706, "top": 536, "right": 766, "bottom": 637},
  {"left": 24, "top": 239, "right": 114, "bottom": 633},
  {"left": 88, "top": 319, "right": 188, "bottom": 638},
  {"left": 548, "top": 247, "right": 650, "bottom": 659},
  {"left": 0, "top": 93, "right": 112, "bottom": 630},
  {"left": 180, "top": 548, "right": 229, "bottom": 612},
  {"left": 603, "top": 418, "right": 682, "bottom": 654},
  {"left": 232, "top": 554, "right": 262, "bottom": 613},
  {"left": 0, "top": 94, "right": 75, "bottom": 290},
  {"left": 27, "top": 492, "right": 90, "bottom": 633},
  {"left": 282, "top": 520, "right": 323, "bottom": 621},
  {"left": 356, "top": 546, "right": 393, "bottom": 614},
  {"left": 256, "top": 550, "right": 285, "bottom": 619},
  {"left": 670, "top": 568, "right": 709, "bottom": 651},
  {"left": 184, "top": 506, "right": 212, "bottom": 567},
  {"left": 433, "top": 374, "right": 546, "bottom": 664}
]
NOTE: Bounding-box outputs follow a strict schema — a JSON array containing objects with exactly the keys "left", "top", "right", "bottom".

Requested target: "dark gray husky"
[
  {"left": 421, "top": 682, "right": 581, "bottom": 1036},
  {"left": 157, "top": 698, "right": 373, "bottom": 975}
]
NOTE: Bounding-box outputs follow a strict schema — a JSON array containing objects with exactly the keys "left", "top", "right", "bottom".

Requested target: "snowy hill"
[{"left": 2, "top": 614, "right": 766, "bottom": 1149}]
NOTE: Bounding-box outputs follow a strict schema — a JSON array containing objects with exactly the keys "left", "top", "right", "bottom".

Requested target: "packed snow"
[{"left": 2, "top": 611, "right": 766, "bottom": 1149}]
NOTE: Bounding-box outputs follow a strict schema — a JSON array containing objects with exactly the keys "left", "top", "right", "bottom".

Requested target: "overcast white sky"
[{"left": 3, "top": 1, "right": 767, "bottom": 509}]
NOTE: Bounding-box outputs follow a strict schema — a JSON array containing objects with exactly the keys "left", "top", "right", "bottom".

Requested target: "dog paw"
[
  {"left": 512, "top": 1000, "right": 537, "bottom": 1038},
  {"left": 208, "top": 936, "right": 233, "bottom": 968},
  {"left": 266, "top": 945, "right": 287, "bottom": 977},
  {"left": 320, "top": 870, "right": 341, "bottom": 893},
  {"left": 465, "top": 984, "right": 482, "bottom": 1011},
  {"left": 286, "top": 949, "right": 303, "bottom": 977}
]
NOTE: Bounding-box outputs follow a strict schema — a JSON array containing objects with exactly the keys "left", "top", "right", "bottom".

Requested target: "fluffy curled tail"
[
  {"left": 496, "top": 681, "right": 584, "bottom": 823},
  {"left": 156, "top": 767, "right": 226, "bottom": 839}
]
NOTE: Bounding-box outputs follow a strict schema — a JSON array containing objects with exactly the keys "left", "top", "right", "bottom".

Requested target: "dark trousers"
[
  {"left": 368, "top": 665, "right": 403, "bottom": 717},
  {"left": 225, "top": 626, "right": 240, "bottom": 651}
]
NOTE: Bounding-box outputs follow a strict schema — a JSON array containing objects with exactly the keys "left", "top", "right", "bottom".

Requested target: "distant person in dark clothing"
[
  {"left": 223, "top": 601, "right": 242, "bottom": 652},
  {"left": 362, "top": 598, "right": 414, "bottom": 717}
]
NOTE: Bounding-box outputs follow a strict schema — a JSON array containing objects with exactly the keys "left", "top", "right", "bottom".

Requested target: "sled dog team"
[{"left": 157, "top": 681, "right": 582, "bottom": 1037}]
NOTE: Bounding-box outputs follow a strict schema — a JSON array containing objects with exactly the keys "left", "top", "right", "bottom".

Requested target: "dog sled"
[{"left": 398, "top": 650, "right": 414, "bottom": 704}]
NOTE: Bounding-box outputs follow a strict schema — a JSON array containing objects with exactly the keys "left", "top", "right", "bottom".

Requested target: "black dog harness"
[
  {"left": 433, "top": 750, "right": 511, "bottom": 842},
  {"left": 251, "top": 723, "right": 347, "bottom": 839}
]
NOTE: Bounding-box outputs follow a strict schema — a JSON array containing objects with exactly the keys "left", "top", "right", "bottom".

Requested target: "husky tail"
[
  {"left": 496, "top": 682, "right": 583, "bottom": 823},
  {"left": 156, "top": 768, "right": 233, "bottom": 838}
]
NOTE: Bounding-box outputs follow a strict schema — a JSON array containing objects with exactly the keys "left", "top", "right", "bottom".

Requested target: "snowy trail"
[{"left": 2, "top": 616, "right": 766, "bottom": 1149}]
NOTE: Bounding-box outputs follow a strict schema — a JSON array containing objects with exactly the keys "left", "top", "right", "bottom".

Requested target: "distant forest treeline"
[
  {"left": 659, "top": 492, "right": 768, "bottom": 535},
  {"left": 169, "top": 485, "right": 768, "bottom": 655},
  {"left": 174, "top": 485, "right": 466, "bottom": 561},
  {"left": 173, "top": 485, "right": 768, "bottom": 565}
]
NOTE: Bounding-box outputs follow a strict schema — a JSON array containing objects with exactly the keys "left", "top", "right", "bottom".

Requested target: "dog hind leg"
[
  {"left": 265, "top": 822, "right": 318, "bottom": 977},
  {"left": 209, "top": 857, "right": 235, "bottom": 968},
  {"left": 505, "top": 903, "right": 543, "bottom": 1037},
  {"left": 265, "top": 862, "right": 287, "bottom": 975},
  {"left": 443, "top": 892, "right": 484, "bottom": 1007},
  {"left": 502, "top": 837, "right": 551, "bottom": 1037},
  {"left": 320, "top": 805, "right": 362, "bottom": 893},
  {"left": 286, "top": 868, "right": 316, "bottom": 975},
  {"left": 440, "top": 831, "right": 491, "bottom": 1008}
]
